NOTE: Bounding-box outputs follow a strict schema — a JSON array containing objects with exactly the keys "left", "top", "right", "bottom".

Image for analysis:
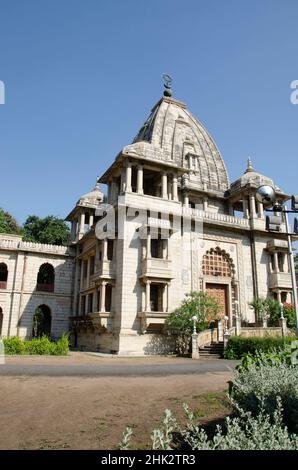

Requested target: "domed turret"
[{"left": 230, "top": 158, "right": 282, "bottom": 194}]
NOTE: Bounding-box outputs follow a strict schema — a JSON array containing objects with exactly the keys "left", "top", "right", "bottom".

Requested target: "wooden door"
[{"left": 205, "top": 283, "right": 228, "bottom": 318}]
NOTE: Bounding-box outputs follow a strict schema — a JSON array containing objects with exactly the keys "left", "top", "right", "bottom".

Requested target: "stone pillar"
[
  {"left": 146, "top": 231, "right": 151, "bottom": 258},
  {"left": 229, "top": 205, "right": 234, "bottom": 216},
  {"left": 79, "top": 211, "right": 85, "bottom": 235},
  {"left": 162, "top": 239, "right": 168, "bottom": 259},
  {"left": 80, "top": 260, "right": 84, "bottom": 290},
  {"left": 274, "top": 252, "right": 279, "bottom": 273},
  {"left": 126, "top": 161, "right": 132, "bottom": 192},
  {"left": 242, "top": 198, "right": 248, "bottom": 219},
  {"left": 279, "top": 316, "right": 287, "bottom": 336},
  {"left": 172, "top": 175, "right": 178, "bottom": 201},
  {"left": 249, "top": 195, "right": 257, "bottom": 219},
  {"left": 161, "top": 171, "right": 168, "bottom": 199},
  {"left": 73, "top": 259, "right": 81, "bottom": 315},
  {"left": 203, "top": 197, "right": 208, "bottom": 211},
  {"left": 103, "top": 238, "right": 108, "bottom": 261},
  {"left": 100, "top": 282, "right": 107, "bottom": 312},
  {"left": 137, "top": 164, "right": 143, "bottom": 194},
  {"left": 92, "top": 290, "right": 97, "bottom": 313},
  {"left": 95, "top": 240, "right": 100, "bottom": 271},
  {"left": 277, "top": 290, "right": 282, "bottom": 303},
  {"left": 257, "top": 201, "right": 264, "bottom": 219},
  {"left": 235, "top": 315, "right": 242, "bottom": 336},
  {"left": 191, "top": 334, "right": 199, "bottom": 359},
  {"left": 86, "top": 257, "right": 91, "bottom": 287},
  {"left": 71, "top": 221, "right": 77, "bottom": 241},
  {"left": 162, "top": 283, "right": 169, "bottom": 312},
  {"left": 89, "top": 213, "right": 94, "bottom": 228},
  {"left": 183, "top": 191, "right": 189, "bottom": 208},
  {"left": 120, "top": 167, "right": 126, "bottom": 193},
  {"left": 145, "top": 280, "right": 151, "bottom": 312}
]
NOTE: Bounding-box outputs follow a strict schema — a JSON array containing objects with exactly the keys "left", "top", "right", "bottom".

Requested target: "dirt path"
[{"left": 0, "top": 362, "right": 233, "bottom": 449}]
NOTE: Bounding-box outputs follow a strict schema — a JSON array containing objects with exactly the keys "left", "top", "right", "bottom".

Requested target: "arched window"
[
  {"left": 0, "top": 263, "right": 8, "bottom": 289},
  {"left": 32, "top": 305, "right": 52, "bottom": 338},
  {"left": 0, "top": 307, "right": 3, "bottom": 336},
  {"left": 36, "top": 263, "right": 55, "bottom": 292},
  {"left": 202, "top": 248, "right": 234, "bottom": 277}
]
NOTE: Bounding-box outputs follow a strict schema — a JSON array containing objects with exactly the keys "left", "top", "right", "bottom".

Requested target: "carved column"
[
  {"left": 183, "top": 191, "right": 189, "bottom": 208},
  {"left": 79, "top": 211, "right": 85, "bottom": 236},
  {"left": 274, "top": 252, "right": 279, "bottom": 273},
  {"left": 137, "top": 164, "right": 143, "bottom": 194},
  {"left": 89, "top": 213, "right": 94, "bottom": 228},
  {"left": 249, "top": 195, "right": 257, "bottom": 219},
  {"left": 100, "top": 282, "right": 107, "bottom": 312},
  {"left": 145, "top": 280, "right": 151, "bottom": 312},
  {"left": 146, "top": 231, "right": 151, "bottom": 258},
  {"left": 161, "top": 171, "right": 168, "bottom": 199},
  {"left": 172, "top": 174, "right": 178, "bottom": 201},
  {"left": 126, "top": 161, "right": 132, "bottom": 192},
  {"left": 103, "top": 238, "right": 108, "bottom": 261}
]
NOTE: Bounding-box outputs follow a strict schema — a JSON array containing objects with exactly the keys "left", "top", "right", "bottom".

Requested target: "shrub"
[
  {"left": 3, "top": 336, "right": 25, "bottom": 355},
  {"left": 229, "top": 359, "right": 298, "bottom": 432},
  {"left": 119, "top": 399, "right": 298, "bottom": 450},
  {"left": 3, "top": 334, "right": 69, "bottom": 355},
  {"left": 224, "top": 335, "right": 295, "bottom": 359},
  {"left": 53, "top": 334, "right": 69, "bottom": 355}
]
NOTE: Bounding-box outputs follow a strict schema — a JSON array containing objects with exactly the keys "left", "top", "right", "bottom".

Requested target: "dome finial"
[
  {"left": 245, "top": 157, "right": 254, "bottom": 173},
  {"left": 162, "top": 73, "right": 173, "bottom": 97},
  {"left": 94, "top": 176, "right": 101, "bottom": 190}
]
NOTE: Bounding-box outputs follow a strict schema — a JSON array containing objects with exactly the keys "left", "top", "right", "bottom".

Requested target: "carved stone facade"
[{"left": 0, "top": 94, "right": 293, "bottom": 354}]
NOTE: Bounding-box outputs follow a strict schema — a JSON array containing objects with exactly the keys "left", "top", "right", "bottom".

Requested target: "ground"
[{"left": 0, "top": 353, "right": 236, "bottom": 450}]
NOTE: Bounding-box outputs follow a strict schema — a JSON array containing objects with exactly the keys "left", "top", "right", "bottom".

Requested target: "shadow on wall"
[
  {"left": 17, "top": 259, "right": 73, "bottom": 340},
  {"left": 143, "top": 332, "right": 177, "bottom": 355}
]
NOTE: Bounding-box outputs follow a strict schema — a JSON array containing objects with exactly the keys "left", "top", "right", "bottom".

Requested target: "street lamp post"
[{"left": 256, "top": 186, "right": 298, "bottom": 336}]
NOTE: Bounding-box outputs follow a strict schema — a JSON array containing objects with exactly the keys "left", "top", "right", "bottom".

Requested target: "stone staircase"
[{"left": 199, "top": 341, "right": 224, "bottom": 358}]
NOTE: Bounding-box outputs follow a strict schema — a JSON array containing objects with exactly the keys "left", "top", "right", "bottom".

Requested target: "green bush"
[
  {"left": 229, "top": 359, "right": 298, "bottom": 433},
  {"left": 3, "top": 334, "right": 69, "bottom": 355},
  {"left": 224, "top": 335, "right": 296, "bottom": 359},
  {"left": 3, "top": 336, "right": 25, "bottom": 355}
]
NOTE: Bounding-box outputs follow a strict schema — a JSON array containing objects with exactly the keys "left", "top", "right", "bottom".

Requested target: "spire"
[
  {"left": 245, "top": 157, "right": 255, "bottom": 173},
  {"left": 94, "top": 177, "right": 101, "bottom": 191},
  {"left": 162, "top": 73, "right": 173, "bottom": 97}
]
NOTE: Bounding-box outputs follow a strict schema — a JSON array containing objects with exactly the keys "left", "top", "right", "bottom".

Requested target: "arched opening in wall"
[
  {"left": 202, "top": 247, "right": 236, "bottom": 323},
  {"left": 0, "top": 307, "right": 3, "bottom": 336},
  {"left": 36, "top": 263, "right": 55, "bottom": 292},
  {"left": 0, "top": 263, "right": 8, "bottom": 289},
  {"left": 32, "top": 305, "right": 52, "bottom": 338}
]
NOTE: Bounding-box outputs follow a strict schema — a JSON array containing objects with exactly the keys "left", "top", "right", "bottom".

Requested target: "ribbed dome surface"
[{"left": 122, "top": 96, "right": 229, "bottom": 192}]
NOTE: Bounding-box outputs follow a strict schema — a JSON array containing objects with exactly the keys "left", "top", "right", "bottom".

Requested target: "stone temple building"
[{"left": 0, "top": 88, "right": 294, "bottom": 354}]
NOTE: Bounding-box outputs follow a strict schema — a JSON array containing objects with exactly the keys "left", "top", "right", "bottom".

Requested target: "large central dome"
[{"left": 122, "top": 96, "right": 229, "bottom": 192}]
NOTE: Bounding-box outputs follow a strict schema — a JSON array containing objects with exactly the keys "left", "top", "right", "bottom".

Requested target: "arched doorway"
[
  {"left": 0, "top": 263, "right": 8, "bottom": 289},
  {"left": 36, "top": 263, "right": 55, "bottom": 292},
  {"left": 32, "top": 305, "right": 52, "bottom": 338},
  {"left": 0, "top": 307, "right": 3, "bottom": 336},
  {"left": 202, "top": 247, "right": 236, "bottom": 325}
]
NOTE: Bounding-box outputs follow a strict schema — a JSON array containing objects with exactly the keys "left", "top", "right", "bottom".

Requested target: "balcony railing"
[{"left": 269, "top": 272, "right": 292, "bottom": 290}]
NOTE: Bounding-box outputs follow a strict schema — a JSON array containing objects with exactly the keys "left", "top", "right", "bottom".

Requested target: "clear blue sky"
[{"left": 0, "top": 0, "right": 298, "bottom": 225}]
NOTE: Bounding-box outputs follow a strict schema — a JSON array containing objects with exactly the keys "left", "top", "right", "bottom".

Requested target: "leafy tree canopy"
[
  {"left": 22, "top": 215, "right": 70, "bottom": 246},
  {"left": 0, "top": 207, "right": 22, "bottom": 235},
  {"left": 166, "top": 291, "right": 220, "bottom": 336}
]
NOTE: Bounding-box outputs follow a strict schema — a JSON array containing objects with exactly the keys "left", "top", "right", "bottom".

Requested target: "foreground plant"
[{"left": 118, "top": 399, "right": 298, "bottom": 450}]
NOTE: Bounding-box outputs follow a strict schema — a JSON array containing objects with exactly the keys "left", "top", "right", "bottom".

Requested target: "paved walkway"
[{"left": 0, "top": 353, "right": 238, "bottom": 376}]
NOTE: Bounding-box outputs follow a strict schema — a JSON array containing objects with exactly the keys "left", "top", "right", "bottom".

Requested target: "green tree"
[
  {"left": 166, "top": 291, "right": 220, "bottom": 336},
  {"left": 22, "top": 215, "right": 70, "bottom": 246},
  {"left": 0, "top": 208, "right": 21, "bottom": 235}
]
